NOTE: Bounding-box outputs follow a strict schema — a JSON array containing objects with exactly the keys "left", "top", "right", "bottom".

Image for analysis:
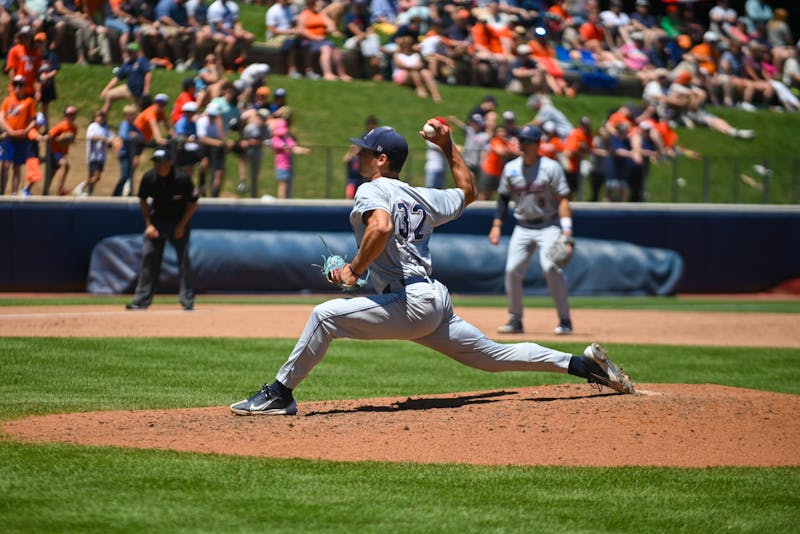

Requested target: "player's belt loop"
[{"left": 382, "top": 276, "right": 434, "bottom": 294}]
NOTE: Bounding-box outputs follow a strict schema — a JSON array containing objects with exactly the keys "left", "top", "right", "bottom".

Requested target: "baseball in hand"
[{"left": 422, "top": 123, "right": 436, "bottom": 139}]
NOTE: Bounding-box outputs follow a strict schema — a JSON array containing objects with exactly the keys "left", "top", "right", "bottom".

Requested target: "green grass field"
[{"left": 1, "top": 296, "right": 799, "bottom": 532}]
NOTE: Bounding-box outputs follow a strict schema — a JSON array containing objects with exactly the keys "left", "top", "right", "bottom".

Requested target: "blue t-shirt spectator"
[
  {"left": 116, "top": 56, "right": 152, "bottom": 97},
  {"left": 369, "top": 0, "right": 398, "bottom": 25},
  {"left": 156, "top": 0, "right": 189, "bottom": 26},
  {"left": 608, "top": 132, "right": 631, "bottom": 182},
  {"left": 174, "top": 115, "right": 197, "bottom": 137},
  {"left": 118, "top": 118, "right": 143, "bottom": 157}
]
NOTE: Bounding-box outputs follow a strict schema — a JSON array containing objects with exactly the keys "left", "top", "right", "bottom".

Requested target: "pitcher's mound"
[{"left": 5, "top": 384, "right": 799, "bottom": 467}]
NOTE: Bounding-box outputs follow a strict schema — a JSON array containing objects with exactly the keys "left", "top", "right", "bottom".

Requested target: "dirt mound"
[{"left": 6, "top": 383, "right": 799, "bottom": 467}]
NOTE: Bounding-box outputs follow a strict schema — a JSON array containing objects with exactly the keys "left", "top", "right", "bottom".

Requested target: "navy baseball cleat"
[
  {"left": 230, "top": 384, "right": 298, "bottom": 415},
  {"left": 497, "top": 318, "right": 523, "bottom": 334},
  {"left": 584, "top": 343, "right": 636, "bottom": 394},
  {"left": 554, "top": 320, "right": 573, "bottom": 335}
]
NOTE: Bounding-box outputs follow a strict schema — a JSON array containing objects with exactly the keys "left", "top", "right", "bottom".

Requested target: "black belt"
[{"left": 383, "top": 276, "right": 434, "bottom": 294}]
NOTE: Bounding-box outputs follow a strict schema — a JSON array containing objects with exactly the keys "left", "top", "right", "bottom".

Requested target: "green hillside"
[{"left": 49, "top": 58, "right": 797, "bottom": 202}]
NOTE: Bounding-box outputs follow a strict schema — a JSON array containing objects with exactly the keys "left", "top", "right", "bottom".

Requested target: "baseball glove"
[
  {"left": 315, "top": 237, "right": 369, "bottom": 292},
  {"left": 547, "top": 234, "right": 575, "bottom": 269}
]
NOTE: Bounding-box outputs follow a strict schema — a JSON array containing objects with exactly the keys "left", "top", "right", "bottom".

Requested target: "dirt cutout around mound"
[
  {"left": 5, "top": 384, "right": 800, "bottom": 467},
  {"left": 3, "top": 302, "right": 800, "bottom": 467}
]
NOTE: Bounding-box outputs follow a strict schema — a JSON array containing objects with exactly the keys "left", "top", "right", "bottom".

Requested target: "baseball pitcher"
[{"left": 230, "top": 119, "right": 633, "bottom": 416}]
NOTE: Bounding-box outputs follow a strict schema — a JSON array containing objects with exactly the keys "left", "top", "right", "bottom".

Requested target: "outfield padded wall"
[
  {"left": 0, "top": 200, "right": 798, "bottom": 293},
  {"left": 86, "top": 231, "right": 683, "bottom": 296}
]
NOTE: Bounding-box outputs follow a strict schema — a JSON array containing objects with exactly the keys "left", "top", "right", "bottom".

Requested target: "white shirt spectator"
[
  {"left": 266, "top": 1, "right": 296, "bottom": 37},
  {"left": 599, "top": 9, "right": 630, "bottom": 29},
  {"left": 196, "top": 113, "right": 222, "bottom": 139},
  {"left": 642, "top": 79, "right": 667, "bottom": 106},
  {"left": 424, "top": 140, "right": 445, "bottom": 173},
  {"left": 239, "top": 63, "right": 270, "bottom": 86},
  {"left": 86, "top": 121, "right": 114, "bottom": 163},
  {"left": 419, "top": 34, "right": 445, "bottom": 57},
  {"left": 783, "top": 53, "right": 799, "bottom": 87},
  {"left": 207, "top": 0, "right": 239, "bottom": 30}
]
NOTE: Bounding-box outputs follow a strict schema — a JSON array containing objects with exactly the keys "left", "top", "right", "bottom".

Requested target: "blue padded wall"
[{"left": 1, "top": 199, "right": 798, "bottom": 293}]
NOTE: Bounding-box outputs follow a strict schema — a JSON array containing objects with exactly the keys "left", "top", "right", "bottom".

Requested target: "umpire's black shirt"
[{"left": 138, "top": 166, "right": 199, "bottom": 223}]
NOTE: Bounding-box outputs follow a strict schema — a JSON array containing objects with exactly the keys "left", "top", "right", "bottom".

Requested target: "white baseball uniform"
[
  {"left": 275, "top": 176, "right": 573, "bottom": 389},
  {"left": 497, "top": 155, "right": 572, "bottom": 325}
]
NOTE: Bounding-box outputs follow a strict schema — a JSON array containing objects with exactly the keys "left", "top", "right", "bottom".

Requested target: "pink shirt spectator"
[
  {"left": 621, "top": 42, "right": 649, "bottom": 71},
  {"left": 271, "top": 120, "right": 297, "bottom": 171}
]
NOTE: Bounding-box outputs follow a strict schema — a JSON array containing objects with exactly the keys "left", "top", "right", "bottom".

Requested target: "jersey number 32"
[{"left": 396, "top": 201, "right": 427, "bottom": 242}]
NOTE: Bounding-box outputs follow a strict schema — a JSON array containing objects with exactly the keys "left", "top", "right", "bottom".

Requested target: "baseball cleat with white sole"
[
  {"left": 230, "top": 384, "right": 298, "bottom": 415},
  {"left": 584, "top": 343, "right": 636, "bottom": 394},
  {"left": 497, "top": 319, "right": 523, "bottom": 334},
  {"left": 554, "top": 320, "right": 573, "bottom": 335}
]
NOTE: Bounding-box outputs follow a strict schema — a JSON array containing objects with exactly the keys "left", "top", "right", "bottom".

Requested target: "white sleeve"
[
  {"left": 86, "top": 122, "right": 102, "bottom": 140},
  {"left": 207, "top": 4, "right": 222, "bottom": 24},
  {"left": 196, "top": 116, "right": 209, "bottom": 137}
]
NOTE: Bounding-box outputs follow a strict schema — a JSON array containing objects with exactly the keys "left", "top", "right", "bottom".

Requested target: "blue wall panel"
[{"left": 1, "top": 200, "right": 798, "bottom": 293}]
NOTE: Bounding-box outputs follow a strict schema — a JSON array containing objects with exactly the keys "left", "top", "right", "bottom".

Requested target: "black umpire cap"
[{"left": 152, "top": 148, "right": 170, "bottom": 162}]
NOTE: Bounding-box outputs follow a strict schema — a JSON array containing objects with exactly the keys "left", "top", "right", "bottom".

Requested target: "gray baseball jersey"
[
  {"left": 275, "top": 175, "right": 573, "bottom": 389},
  {"left": 350, "top": 177, "right": 464, "bottom": 292},
  {"left": 497, "top": 156, "right": 572, "bottom": 325},
  {"left": 498, "top": 156, "right": 570, "bottom": 222}
]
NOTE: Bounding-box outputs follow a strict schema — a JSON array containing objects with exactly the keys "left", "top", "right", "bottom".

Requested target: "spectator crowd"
[{"left": 0, "top": 0, "right": 797, "bottom": 199}]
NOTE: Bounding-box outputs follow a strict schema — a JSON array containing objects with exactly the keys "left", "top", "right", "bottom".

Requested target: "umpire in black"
[{"left": 126, "top": 148, "right": 199, "bottom": 311}]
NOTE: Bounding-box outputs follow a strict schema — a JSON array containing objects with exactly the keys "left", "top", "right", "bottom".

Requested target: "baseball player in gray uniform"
[
  {"left": 230, "top": 119, "right": 634, "bottom": 416},
  {"left": 489, "top": 125, "right": 574, "bottom": 335}
]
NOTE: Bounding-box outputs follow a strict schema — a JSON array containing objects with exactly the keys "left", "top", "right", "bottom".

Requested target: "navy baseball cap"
[
  {"left": 349, "top": 127, "right": 408, "bottom": 168},
  {"left": 517, "top": 125, "right": 543, "bottom": 142}
]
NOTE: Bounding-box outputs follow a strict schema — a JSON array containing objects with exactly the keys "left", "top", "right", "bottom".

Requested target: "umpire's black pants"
[{"left": 131, "top": 220, "right": 194, "bottom": 309}]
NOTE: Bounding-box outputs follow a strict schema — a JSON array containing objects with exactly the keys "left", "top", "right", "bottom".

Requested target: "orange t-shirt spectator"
[
  {"left": 563, "top": 126, "right": 593, "bottom": 174},
  {"left": 579, "top": 19, "right": 605, "bottom": 43},
  {"left": 482, "top": 129, "right": 513, "bottom": 177},
  {"left": 0, "top": 92, "right": 37, "bottom": 139},
  {"left": 538, "top": 135, "right": 564, "bottom": 160},
  {"left": 606, "top": 108, "right": 635, "bottom": 132},
  {"left": 47, "top": 105, "right": 79, "bottom": 195},
  {"left": 688, "top": 36, "right": 720, "bottom": 75},
  {"left": 134, "top": 94, "right": 169, "bottom": 144},
  {"left": 529, "top": 36, "right": 563, "bottom": 78},
  {"left": 171, "top": 80, "right": 196, "bottom": 125},
  {"left": 49, "top": 115, "right": 79, "bottom": 156},
  {"left": 6, "top": 33, "right": 41, "bottom": 97},
  {"left": 654, "top": 119, "right": 678, "bottom": 149},
  {"left": 471, "top": 20, "right": 505, "bottom": 55}
]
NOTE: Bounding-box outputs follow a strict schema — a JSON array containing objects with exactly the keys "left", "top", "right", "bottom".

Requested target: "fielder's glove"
[
  {"left": 314, "top": 237, "right": 369, "bottom": 292},
  {"left": 547, "top": 234, "right": 575, "bottom": 269}
]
